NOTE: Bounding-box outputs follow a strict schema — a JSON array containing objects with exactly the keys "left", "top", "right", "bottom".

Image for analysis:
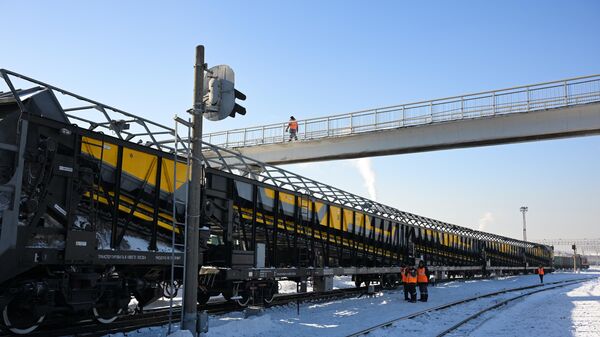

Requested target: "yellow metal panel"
[
  {"left": 81, "top": 136, "right": 188, "bottom": 193},
  {"left": 81, "top": 138, "right": 119, "bottom": 167},
  {"left": 122, "top": 147, "right": 157, "bottom": 185},
  {"left": 354, "top": 212, "right": 364, "bottom": 229},
  {"left": 159, "top": 157, "right": 188, "bottom": 192},
  {"left": 279, "top": 191, "right": 295, "bottom": 206},
  {"left": 343, "top": 209, "right": 353, "bottom": 232},
  {"left": 88, "top": 193, "right": 179, "bottom": 233},
  {"left": 330, "top": 206, "right": 341, "bottom": 230},
  {"left": 264, "top": 188, "right": 276, "bottom": 199},
  {"left": 315, "top": 201, "right": 327, "bottom": 226}
]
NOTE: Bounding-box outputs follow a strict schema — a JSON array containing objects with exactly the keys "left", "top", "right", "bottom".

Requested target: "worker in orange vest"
[
  {"left": 400, "top": 264, "right": 409, "bottom": 301},
  {"left": 286, "top": 116, "right": 298, "bottom": 141},
  {"left": 406, "top": 266, "right": 418, "bottom": 303},
  {"left": 537, "top": 265, "right": 545, "bottom": 284},
  {"left": 417, "top": 260, "right": 429, "bottom": 302}
]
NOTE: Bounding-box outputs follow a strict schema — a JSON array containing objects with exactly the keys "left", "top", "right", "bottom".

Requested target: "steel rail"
[
  {"left": 345, "top": 277, "right": 594, "bottom": 337},
  {"left": 0, "top": 275, "right": 522, "bottom": 336},
  {"left": 435, "top": 278, "right": 592, "bottom": 337},
  {"left": 0, "top": 286, "right": 377, "bottom": 337}
]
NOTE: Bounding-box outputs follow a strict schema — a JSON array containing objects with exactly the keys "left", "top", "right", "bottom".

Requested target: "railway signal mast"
[
  {"left": 520, "top": 206, "right": 528, "bottom": 241},
  {"left": 182, "top": 45, "right": 246, "bottom": 336},
  {"left": 572, "top": 244, "right": 577, "bottom": 272}
]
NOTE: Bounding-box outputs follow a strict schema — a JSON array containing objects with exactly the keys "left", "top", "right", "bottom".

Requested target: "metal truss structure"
[
  {"left": 200, "top": 141, "right": 540, "bottom": 248},
  {"left": 536, "top": 239, "right": 600, "bottom": 255},
  {"left": 1, "top": 69, "right": 546, "bottom": 252},
  {"left": 0, "top": 69, "right": 185, "bottom": 153}
]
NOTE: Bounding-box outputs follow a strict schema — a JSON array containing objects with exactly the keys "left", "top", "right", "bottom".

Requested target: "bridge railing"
[{"left": 204, "top": 75, "right": 600, "bottom": 148}]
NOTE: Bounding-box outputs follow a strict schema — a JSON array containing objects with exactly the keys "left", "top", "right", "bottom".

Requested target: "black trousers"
[
  {"left": 408, "top": 283, "right": 417, "bottom": 302},
  {"left": 539, "top": 274, "right": 544, "bottom": 283},
  {"left": 418, "top": 282, "right": 428, "bottom": 302},
  {"left": 403, "top": 283, "right": 410, "bottom": 300}
]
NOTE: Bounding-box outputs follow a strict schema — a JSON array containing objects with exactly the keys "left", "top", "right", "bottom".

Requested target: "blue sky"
[{"left": 1, "top": 1, "right": 599, "bottom": 247}]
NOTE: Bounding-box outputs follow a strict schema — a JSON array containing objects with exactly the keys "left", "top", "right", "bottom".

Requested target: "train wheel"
[
  {"left": 92, "top": 300, "right": 123, "bottom": 324},
  {"left": 262, "top": 284, "right": 277, "bottom": 305},
  {"left": 2, "top": 299, "right": 46, "bottom": 335},
  {"left": 235, "top": 292, "right": 251, "bottom": 307}
]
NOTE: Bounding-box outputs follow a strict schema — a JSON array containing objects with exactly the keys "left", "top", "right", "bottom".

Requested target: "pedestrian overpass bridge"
[{"left": 203, "top": 75, "right": 600, "bottom": 165}]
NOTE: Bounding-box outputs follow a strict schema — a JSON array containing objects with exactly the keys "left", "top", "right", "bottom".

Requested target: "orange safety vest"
[
  {"left": 417, "top": 267, "right": 428, "bottom": 283},
  {"left": 288, "top": 120, "right": 298, "bottom": 130},
  {"left": 401, "top": 268, "right": 407, "bottom": 283},
  {"left": 406, "top": 272, "right": 417, "bottom": 284},
  {"left": 538, "top": 267, "right": 544, "bottom": 275}
]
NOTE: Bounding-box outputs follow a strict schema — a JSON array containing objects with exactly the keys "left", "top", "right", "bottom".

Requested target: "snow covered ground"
[
  {"left": 103, "top": 269, "right": 600, "bottom": 337},
  {"left": 368, "top": 270, "right": 600, "bottom": 337},
  {"left": 468, "top": 272, "right": 600, "bottom": 337},
  {"left": 279, "top": 275, "right": 355, "bottom": 294}
]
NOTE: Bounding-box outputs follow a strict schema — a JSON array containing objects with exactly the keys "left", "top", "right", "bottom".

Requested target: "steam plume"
[
  {"left": 353, "top": 158, "right": 377, "bottom": 201},
  {"left": 478, "top": 212, "right": 494, "bottom": 231}
]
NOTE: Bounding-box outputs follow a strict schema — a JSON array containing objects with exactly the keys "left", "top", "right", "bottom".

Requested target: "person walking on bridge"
[
  {"left": 537, "top": 265, "right": 545, "bottom": 284},
  {"left": 417, "top": 261, "right": 429, "bottom": 302},
  {"left": 286, "top": 116, "right": 298, "bottom": 141}
]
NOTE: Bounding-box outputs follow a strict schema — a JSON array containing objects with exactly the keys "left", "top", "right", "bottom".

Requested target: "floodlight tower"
[{"left": 520, "top": 206, "right": 528, "bottom": 241}]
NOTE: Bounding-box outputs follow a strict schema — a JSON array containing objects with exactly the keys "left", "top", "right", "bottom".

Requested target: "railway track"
[
  {"left": 0, "top": 285, "right": 378, "bottom": 337},
  {"left": 345, "top": 277, "right": 595, "bottom": 337},
  {"left": 1, "top": 275, "right": 577, "bottom": 336},
  {"left": 435, "top": 279, "right": 591, "bottom": 336}
]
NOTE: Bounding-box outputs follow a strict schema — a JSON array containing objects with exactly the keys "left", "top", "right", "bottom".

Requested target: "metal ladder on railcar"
[{"left": 167, "top": 116, "right": 192, "bottom": 334}]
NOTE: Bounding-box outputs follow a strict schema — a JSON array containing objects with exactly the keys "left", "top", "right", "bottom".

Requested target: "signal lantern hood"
[{"left": 202, "top": 64, "right": 246, "bottom": 121}]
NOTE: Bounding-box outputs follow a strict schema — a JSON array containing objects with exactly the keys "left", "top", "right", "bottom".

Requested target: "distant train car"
[
  {"left": 553, "top": 254, "right": 589, "bottom": 270},
  {"left": 581, "top": 256, "right": 590, "bottom": 269}
]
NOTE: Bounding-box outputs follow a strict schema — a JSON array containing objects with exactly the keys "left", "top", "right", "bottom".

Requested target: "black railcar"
[{"left": 0, "top": 70, "right": 553, "bottom": 334}]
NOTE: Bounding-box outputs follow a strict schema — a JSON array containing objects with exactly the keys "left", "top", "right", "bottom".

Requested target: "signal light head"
[{"left": 202, "top": 65, "right": 246, "bottom": 121}]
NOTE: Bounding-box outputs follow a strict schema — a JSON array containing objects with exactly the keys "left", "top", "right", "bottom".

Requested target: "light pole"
[{"left": 520, "top": 206, "right": 528, "bottom": 242}]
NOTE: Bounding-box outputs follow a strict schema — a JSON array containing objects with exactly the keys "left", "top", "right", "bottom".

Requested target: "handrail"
[{"left": 204, "top": 74, "right": 600, "bottom": 148}]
